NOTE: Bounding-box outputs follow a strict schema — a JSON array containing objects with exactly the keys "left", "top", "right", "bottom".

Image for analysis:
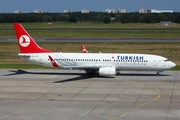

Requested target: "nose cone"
[{"left": 170, "top": 62, "right": 176, "bottom": 68}]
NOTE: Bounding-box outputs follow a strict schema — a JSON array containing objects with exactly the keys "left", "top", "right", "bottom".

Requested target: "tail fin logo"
[
  {"left": 19, "top": 35, "right": 30, "bottom": 47},
  {"left": 82, "top": 48, "right": 86, "bottom": 52},
  {"left": 80, "top": 44, "right": 88, "bottom": 53}
]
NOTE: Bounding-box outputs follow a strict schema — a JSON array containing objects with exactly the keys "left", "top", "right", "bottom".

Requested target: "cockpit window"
[{"left": 164, "top": 59, "right": 169, "bottom": 62}]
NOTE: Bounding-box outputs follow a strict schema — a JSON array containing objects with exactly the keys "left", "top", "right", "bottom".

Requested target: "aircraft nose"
[{"left": 170, "top": 62, "right": 176, "bottom": 68}]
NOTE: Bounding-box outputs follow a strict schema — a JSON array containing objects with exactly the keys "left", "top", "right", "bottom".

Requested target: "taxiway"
[{"left": 0, "top": 69, "right": 180, "bottom": 120}]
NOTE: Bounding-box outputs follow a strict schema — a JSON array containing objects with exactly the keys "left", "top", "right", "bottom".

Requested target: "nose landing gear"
[{"left": 156, "top": 70, "right": 164, "bottom": 76}]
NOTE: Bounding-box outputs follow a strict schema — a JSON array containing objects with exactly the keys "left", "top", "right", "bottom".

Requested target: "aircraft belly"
[{"left": 116, "top": 65, "right": 165, "bottom": 71}]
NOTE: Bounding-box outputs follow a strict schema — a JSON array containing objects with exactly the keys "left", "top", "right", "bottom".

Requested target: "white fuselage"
[{"left": 19, "top": 52, "right": 176, "bottom": 72}]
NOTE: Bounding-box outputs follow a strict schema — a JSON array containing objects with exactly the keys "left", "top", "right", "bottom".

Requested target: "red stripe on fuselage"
[{"left": 48, "top": 55, "right": 60, "bottom": 68}]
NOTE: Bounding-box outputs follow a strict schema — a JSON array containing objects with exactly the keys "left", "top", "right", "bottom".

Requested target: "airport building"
[
  {"left": 34, "top": 10, "right": 43, "bottom": 13},
  {"left": 139, "top": 8, "right": 173, "bottom": 13},
  {"left": 81, "top": 9, "right": 90, "bottom": 13},
  {"left": 64, "top": 10, "right": 72, "bottom": 13},
  {"left": 105, "top": 8, "right": 126, "bottom": 13},
  {"left": 150, "top": 9, "right": 173, "bottom": 13},
  {"left": 14, "top": 10, "right": 24, "bottom": 13},
  {"left": 139, "top": 8, "right": 148, "bottom": 13}
]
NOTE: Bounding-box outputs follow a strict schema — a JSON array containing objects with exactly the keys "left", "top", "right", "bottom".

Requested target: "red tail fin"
[
  {"left": 14, "top": 23, "right": 52, "bottom": 53},
  {"left": 80, "top": 44, "right": 88, "bottom": 53}
]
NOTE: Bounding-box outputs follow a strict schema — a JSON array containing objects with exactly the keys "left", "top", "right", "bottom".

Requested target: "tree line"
[{"left": 0, "top": 12, "right": 180, "bottom": 23}]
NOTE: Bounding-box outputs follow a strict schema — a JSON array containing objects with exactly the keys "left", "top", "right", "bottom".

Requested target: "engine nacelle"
[{"left": 99, "top": 66, "right": 116, "bottom": 77}]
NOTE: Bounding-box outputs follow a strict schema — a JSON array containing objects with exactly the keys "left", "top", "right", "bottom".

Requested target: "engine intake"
[{"left": 99, "top": 66, "right": 116, "bottom": 77}]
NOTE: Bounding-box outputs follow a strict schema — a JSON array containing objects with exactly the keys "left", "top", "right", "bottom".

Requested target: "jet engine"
[{"left": 99, "top": 66, "right": 116, "bottom": 77}]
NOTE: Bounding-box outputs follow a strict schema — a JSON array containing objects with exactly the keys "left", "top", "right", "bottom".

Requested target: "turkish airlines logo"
[{"left": 19, "top": 35, "right": 30, "bottom": 47}]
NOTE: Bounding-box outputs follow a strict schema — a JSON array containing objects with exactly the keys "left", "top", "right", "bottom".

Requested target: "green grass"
[
  {"left": 0, "top": 64, "right": 48, "bottom": 69},
  {"left": 170, "top": 66, "right": 180, "bottom": 71},
  {"left": 0, "top": 29, "right": 180, "bottom": 38},
  {"left": 1, "top": 22, "right": 180, "bottom": 38},
  {"left": 1, "top": 22, "right": 180, "bottom": 29}
]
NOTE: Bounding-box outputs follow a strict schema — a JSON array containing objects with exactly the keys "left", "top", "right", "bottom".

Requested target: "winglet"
[
  {"left": 80, "top": 44, "right": 88, "bottom": 53},
  {"left": 14, "top": 23, "right": 52, "bottom": 53},
  {"left": 48, "top": 55, "right": 60, "bottom": 68}
]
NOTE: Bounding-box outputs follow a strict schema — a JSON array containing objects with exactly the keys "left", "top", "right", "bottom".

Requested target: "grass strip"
[
  {"left": 1, "top": 22, "right": 180, "bottom": 29},
  {"left": 1, "top": 30, "right": 180, "bottom": 38},
  {"left": 0, "top": 64, "right": 48, "bottom": 69},
  {"left": 170, "top": 66, "right": 180, "bottom": 71}
]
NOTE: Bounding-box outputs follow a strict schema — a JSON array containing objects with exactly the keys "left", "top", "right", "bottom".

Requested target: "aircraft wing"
[
  {"left": 18, "top": 54, "right": 31, "bottom": 58},
  {"left": 18, "top": 54, "right": 31, "bottom": 57},
  {"left": 4, "top": 54, "right": 31, "bottom": 58},
  {"left": 4, "top": 54, "right": 19, "bottom": 56}
]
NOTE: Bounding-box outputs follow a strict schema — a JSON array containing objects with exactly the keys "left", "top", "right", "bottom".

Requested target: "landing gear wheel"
[
  {"left": 87, "top": 70, "right": 95, "bottom": 77},
  {"left": 156, "top": 72, "right": 160, "bottom": 76},
  {"left": 87, "top": 72, "right": 93, "bottom": 77}
]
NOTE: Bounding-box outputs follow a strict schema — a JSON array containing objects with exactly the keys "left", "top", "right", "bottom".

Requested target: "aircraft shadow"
[
  {"left": 2, "top": 69, "right": 113, "bottom": 83},
  {"left": 54, "top": 75, "right": 91, "bottom": 83},
  {"left": 2, "top": 70, "right": 171, "bottom": 83},
  {"left": 2, "top": 69, "right": 96, "bottom": 83},
  {"left": 54, "top": 74, "right": 115, "bottom": 83},
  {"left": 116, "top": 73, "right": 170, "bottom": 76},
  {"left": 3, "top": 69, "right": 83, "bottom": 76}
]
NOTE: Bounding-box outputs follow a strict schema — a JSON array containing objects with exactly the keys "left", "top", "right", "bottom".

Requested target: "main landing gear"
[
  {"left": 156, "top": 72, "right": 160, "bottom": 76},
  {"left": 87, "top": 70, "right": 96, "bottom": 77}
]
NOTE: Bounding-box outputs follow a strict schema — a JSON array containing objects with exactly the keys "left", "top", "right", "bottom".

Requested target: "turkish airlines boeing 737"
[{"left": 14, "top": 23, "right": 176, "bottom": 77}]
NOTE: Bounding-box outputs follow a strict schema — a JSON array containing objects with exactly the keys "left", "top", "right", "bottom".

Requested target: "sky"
[{"left": 0, "top": 0, "right": 179, "bottom": 13}]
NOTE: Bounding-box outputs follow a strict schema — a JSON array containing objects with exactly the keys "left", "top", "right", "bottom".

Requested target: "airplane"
[
  {"left": 14, "top": 23, "right": 176, "bottom": 77},
  {"left": 80, "top": 44, "right": 102, "bottom": 54},
  {"left": 80, "top": 44, "right": 88, "bottom": 53}
]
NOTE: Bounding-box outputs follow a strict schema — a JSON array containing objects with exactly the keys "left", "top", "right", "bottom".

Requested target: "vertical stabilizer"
[
  {"left": 14, "top": 23, "right": 52, "bottom": 53},
  {"left": 81, "top": 44, "right": 88, "bottom": 53}
]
